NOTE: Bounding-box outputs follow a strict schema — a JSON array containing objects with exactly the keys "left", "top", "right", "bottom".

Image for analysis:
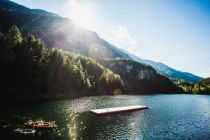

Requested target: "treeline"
[
  {"left": 176, "top": 78, "right": 210, "bottom": 94},
  {"left": 0, "top": 26, "right": 123, "bottom": 99}
]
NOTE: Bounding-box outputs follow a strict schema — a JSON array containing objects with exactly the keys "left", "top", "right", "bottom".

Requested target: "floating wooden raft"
[{"left": 90, "top": 105, "right": 148, "bottom": 115}]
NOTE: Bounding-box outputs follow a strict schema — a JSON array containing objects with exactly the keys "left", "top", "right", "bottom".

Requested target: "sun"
[{"left": 68, "top": 0, "right": 97, "bottom": 30}]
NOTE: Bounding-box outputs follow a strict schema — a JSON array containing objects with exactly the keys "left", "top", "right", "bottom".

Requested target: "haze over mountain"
[{"left": 0, "top": 0, "right": 202, "bottom": 83}]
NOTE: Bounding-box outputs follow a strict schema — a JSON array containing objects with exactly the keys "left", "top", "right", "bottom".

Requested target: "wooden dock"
[{"left": 90, "top": 105, "right": 148, "bottom": 115}]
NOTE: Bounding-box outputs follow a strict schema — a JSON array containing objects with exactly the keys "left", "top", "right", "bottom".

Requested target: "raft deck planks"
[{"left": 90, "top": 105, "right": 148, "bottom": 115}]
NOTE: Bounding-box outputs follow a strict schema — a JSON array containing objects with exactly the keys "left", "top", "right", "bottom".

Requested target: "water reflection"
[
  {"left": 1, "top": 95, "right": 210, "bottom": 139},
  {"left": 127, "top": 112, "right": 145, "bottom": 140},
  {"left": 68, "top": 113, "right": 77, "bottom": 140},
  {"left": 194, "top": 95, "right": 210, "bottom": 127}
]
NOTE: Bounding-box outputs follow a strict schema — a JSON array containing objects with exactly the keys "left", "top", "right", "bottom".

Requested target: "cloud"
[
  {"left": 102, "top": 25, "right": 138, "bottom": 55},
  {"left": 198, "top": 72, "right": 210, "bottom": 78}
]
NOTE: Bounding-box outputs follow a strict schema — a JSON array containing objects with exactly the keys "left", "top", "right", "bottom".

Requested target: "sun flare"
[{"left": 68, "top": 0, "right": 97, "bottom": 30}]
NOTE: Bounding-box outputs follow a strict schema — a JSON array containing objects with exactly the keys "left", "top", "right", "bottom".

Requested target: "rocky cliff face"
[{"left": 101, "top": 59, "right": 181, "bottom": 94}]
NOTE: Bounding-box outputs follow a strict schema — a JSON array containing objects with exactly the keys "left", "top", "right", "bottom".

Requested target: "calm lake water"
[{"left": 1, "top": 94, "right": 210, "bottom": 140}]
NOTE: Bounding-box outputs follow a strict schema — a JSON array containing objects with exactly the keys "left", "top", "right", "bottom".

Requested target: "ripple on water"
[
  {"left": 14, "top": 128, "right": 36, "bottom": 135},
  {"left": 1, "top": 95, "right": 210, "bottom": 139}
]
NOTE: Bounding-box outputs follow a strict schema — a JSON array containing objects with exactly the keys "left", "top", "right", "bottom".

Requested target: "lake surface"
[{"left": 1, "top": 94, "right": 210, "bottom": 140}]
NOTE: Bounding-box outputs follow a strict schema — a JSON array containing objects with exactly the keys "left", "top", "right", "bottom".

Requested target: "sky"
[{"left": 12, "top": 0, "right": 210, "bottom": 77}]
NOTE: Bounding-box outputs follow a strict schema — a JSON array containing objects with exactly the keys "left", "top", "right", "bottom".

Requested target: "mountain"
[
  {"left": 0, "top": 0, "right": 201, "bottom": 83},
  {"left": 124, "top": 50, "right": 203, "bottom": 83},
  {"left": 0, "top": 1, "right": 183, "bottom": 97}
]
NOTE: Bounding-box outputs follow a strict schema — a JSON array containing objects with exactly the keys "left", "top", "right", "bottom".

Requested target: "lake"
[{"left": 0, "top": 94, "right": 210, "bottom": 140}]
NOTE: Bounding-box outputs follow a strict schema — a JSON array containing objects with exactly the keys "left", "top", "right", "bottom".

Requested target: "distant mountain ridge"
[
  {"left": 0, "top": 0, "right": 202, "bottom": 83},
  {"left": 124, "top": 50, "right": 203, "bottom": 82}
]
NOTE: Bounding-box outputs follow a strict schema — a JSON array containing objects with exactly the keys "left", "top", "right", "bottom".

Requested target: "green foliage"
[
  {"left": 0, "top": 26, "right": 23, "bottom": 62},
  {"left": 8, "top": 25, "right": 22, "bottom": 45},
  {"left": 0, "top": 26, "right": 124, "bottom": 98},
  {"left": 175, "top": 78, "right": 210, "bottom": 94}
]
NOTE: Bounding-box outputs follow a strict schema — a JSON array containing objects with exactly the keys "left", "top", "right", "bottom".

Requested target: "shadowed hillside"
[
  {"left": 0, "top": 26, "right": 124, "bottom": 99},
  {"left": 101, "top": 58, "right": 182, "bottom": 94}
]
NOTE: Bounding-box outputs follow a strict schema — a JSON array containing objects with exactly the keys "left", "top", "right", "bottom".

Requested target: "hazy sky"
[{"left": 13, "top": 0, "right": 210, "bottom": 77}]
